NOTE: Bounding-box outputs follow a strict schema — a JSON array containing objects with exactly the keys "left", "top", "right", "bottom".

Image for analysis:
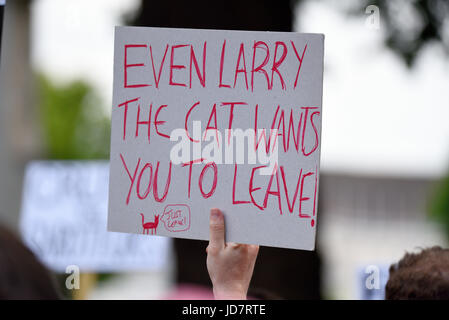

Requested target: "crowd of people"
[{"left": 0, "top": 207, "right": 448, "bottom": 300}]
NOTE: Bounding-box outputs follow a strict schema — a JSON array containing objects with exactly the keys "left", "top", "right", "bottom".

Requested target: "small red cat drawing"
[{"left": 140, "top": 213, "right": 159, "bottom": 235}]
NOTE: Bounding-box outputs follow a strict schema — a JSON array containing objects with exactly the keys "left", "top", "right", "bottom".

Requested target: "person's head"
[
  {"left": 386, "top": 246, "right": 449, "bottom": 300},
  {"left": 0, "top": 224, "right": 60, "bottom": 299}
]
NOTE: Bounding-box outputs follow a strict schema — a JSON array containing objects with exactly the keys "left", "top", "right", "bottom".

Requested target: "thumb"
[{"left": 209, "top": 208, "right": 225, "bottom": 251}]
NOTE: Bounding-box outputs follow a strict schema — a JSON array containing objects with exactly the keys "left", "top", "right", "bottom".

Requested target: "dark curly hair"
[{"left": 386, "top": 246, "right": 449, "bottom": 300}]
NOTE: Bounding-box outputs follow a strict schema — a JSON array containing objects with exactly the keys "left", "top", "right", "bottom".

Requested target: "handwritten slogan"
[{"left": 108, "top": 27, "right": 324, "bottom": 250}]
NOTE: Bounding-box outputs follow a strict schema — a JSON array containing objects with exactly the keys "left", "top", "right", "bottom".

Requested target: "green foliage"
[
  {"left": 37, "top": 75, "right": 110, "bottom": 159},
  {"left": 430, "top": 174, "right": 449, "bottom": 238}
]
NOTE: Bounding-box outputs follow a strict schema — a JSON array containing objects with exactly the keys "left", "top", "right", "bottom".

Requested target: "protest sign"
[
  {"left": 20, "top": 161, "right": 171, "bottom": 272},
  {"left": 108, "top": 27, "right": 324, "bottom": 250}
]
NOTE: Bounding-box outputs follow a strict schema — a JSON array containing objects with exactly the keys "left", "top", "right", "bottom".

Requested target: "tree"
[
  {"left": 37, "top": 75, "right": 110, "bottom": 160},
  {"left": 348, "top": 0, "right": 449, "bottom": 67}
]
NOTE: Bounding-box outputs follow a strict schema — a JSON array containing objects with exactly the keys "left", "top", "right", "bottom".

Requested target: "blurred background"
[{"left": 1, "top": 0, "right": 449, "bottom": 300}]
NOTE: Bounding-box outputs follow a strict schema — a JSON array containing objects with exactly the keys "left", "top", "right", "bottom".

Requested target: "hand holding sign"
[{"left": 206, "top": 208, "right": 259, "bottom": 300}]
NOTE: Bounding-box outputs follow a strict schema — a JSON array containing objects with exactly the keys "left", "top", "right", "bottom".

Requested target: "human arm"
[{"left": 206, "top": 208, "right": 259, "bottom": 300}]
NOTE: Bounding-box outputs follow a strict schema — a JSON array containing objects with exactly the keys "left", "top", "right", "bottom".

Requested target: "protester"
[
  {"left": 385, "top": 246, "right": 449, "bottom": 300},
  {"left": 0, "top": 224, "right": 61, "bottom": 299},
  {"left": 2, "top": 209, "right": 448, "bottom": 300}
]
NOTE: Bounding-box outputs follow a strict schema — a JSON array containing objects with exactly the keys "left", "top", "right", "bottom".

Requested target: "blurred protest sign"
[
  {"left": 20, "top": 161, "right": 172, "bottom": 272},
  {"left": 108, "top": 27, "right": 324, "bottom": 250}
]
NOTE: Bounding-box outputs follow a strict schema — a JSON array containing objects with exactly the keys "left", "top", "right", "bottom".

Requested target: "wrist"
[{"left": 213, "top": 284, "right": 247, "bottom": 300}]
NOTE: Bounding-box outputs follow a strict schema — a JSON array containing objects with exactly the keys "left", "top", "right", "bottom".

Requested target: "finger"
[{"left": 209, "top": 208, "right": 225, "bottom": 251}]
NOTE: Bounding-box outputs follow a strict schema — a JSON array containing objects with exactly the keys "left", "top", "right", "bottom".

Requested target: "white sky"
[
  {"left": 31, "top": 0, "right": 449, "bottom": 178},
  {"left": 31, "top": 0, "right": 140, "bottom": 102}
]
